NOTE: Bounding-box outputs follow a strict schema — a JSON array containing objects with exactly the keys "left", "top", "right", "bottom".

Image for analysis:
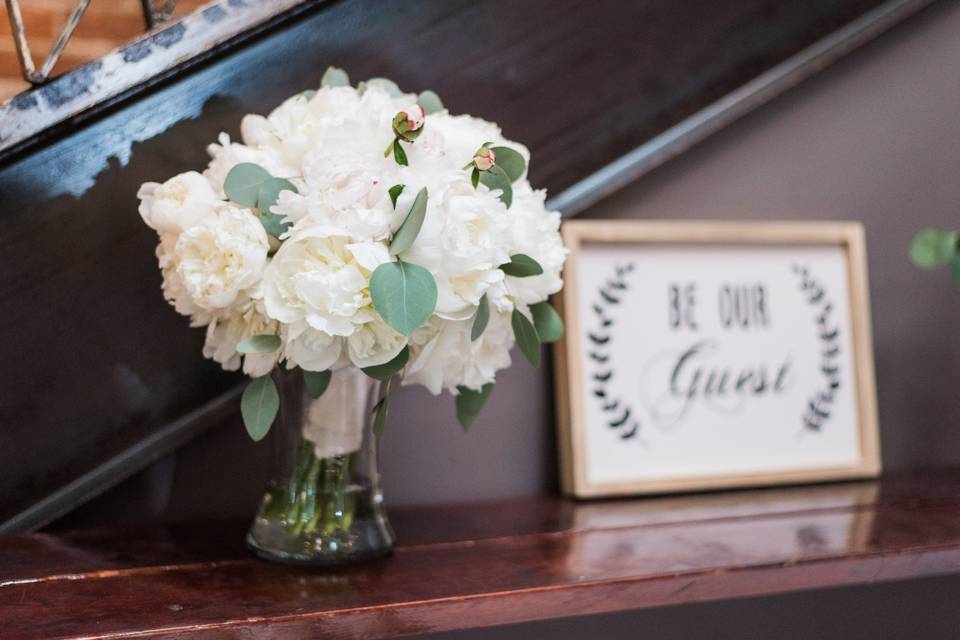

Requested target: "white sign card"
[{"left": 555, "top": 222, "right": 880, "bottom": 498}]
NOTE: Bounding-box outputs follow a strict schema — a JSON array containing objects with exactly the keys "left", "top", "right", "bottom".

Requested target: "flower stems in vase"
[{"left": 267, "top": 442, "right": 358, "bottom": 539}]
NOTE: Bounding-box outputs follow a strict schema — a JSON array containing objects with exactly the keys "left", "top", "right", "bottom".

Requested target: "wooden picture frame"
[{"left": 555, "top": 221, "right": 880, "bottom": 498}]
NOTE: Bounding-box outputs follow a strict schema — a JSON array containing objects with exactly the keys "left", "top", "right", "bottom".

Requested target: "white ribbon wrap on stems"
[{"left": 301, "top": 367, "right": 375, "bottom": 459}]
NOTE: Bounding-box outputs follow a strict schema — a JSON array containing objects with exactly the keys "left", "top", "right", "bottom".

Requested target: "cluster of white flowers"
[{"left": 138, "top": 72, "right": 565, "bottom": 417}]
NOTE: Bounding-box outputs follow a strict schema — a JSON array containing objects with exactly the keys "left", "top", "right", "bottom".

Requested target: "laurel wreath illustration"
[
  {"left": 588, "top": 262, "right": 841, "bottom": 440},
  {"left": 792, "top": 264, "right": 842, "bottom": 432},
  {"left": 588, "top": 262, "right": 641, "bottom": 440}
]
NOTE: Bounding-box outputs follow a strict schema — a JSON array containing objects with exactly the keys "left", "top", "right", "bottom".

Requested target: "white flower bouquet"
[{"left": 138, "top": 67, "right": 566, "bottom": 443}]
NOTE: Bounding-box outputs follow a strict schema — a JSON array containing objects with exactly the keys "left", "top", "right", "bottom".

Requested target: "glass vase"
[{"left": 246, "top": 367, "right": 395, "bottom": 565}]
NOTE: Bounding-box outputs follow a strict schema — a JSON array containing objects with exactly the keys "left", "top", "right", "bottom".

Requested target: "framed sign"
[{"left": 555, "top": 221, "right": 880, "bottom": 498}]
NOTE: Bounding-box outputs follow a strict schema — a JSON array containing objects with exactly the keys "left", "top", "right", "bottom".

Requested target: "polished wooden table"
[{"left": 3, "top": 469, "right": 960, "bottom": 639}]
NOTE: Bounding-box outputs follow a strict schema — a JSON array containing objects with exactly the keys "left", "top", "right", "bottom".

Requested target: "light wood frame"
[{"left": 555, "top": 221, "right": 881, "bottom": 498}]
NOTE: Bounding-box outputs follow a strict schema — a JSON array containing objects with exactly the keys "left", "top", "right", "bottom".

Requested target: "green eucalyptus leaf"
[
  {"left": 257, "top": 177, "right": 297, "bottom": 214},
  {"left": 393, "top": 139, "right": 408, "bottom": 166},
  {"left": 512, "top": 308, "right": 541, "bottom": 368},
  {"left": 372, "top": 394, "right": 390, "bottom": 438},
  {"left": 418, "top": 89, "right": 444, "bottom": 114},
  {"left": 241, "top": 375, "right": 279, "bottom": 441},
  {"left": 362, "top": 346, "right": 410, "bottom": 381},
  {"left": 501, "top": 253, "right": 544, "bottom": 277},
  {"left": 479, "top": 165, "right": 513, "bottom": 207},
  {"left": 303, "top": 370, "right": 332, "bottom": 399},
  {"left": 365, "top": 77, "right": 402, "bottom": 97},
  {"left": 388, "top": 184, "right": 405, "bottom": 209},
  {"left": 370, "top": 261, "right": 438, "bottom": 336},
  {"left": 910, "top": 227, "right": 958, "bottom": 269},
  {"left": 389, "top": 187, "right": 428, "bottom": 256},
  {"left": 236, "top": 334, "right": 281, "bottom": 354},
  {"left": 321, "top": 67, "right": 350, "bottom": 88},
  {"left": 491, "top": 146, "right": 525, "bottom": 182},
  {"left": 471, "top": 167, "right": 480, "bottom": 189},
  {"left": 530, "top": 302, "right": 564, "bottom": 343},
  {"left": 301, "top": 89, "right": 317, "bottom": 100},
  {"left": 455, "top": 383, "right": 494, "bottom": 430},
  {"left": 257, "top": 177, "right": 297, "bottom": 237},
  {"left": 224, "top": 163, "right": 273, "bottom": 207},
  {"left": 471, "top": 294, "right": 490, "bottom": 342}
]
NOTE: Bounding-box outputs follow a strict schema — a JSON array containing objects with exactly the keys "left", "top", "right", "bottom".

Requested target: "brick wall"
[{"left": 0, "top": 0, "right": 207, "bottom": 103}]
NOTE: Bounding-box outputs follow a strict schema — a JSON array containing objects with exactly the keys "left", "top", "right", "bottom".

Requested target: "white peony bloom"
[
  {"left": 174, "top": 204, "right": 270, "bottom": 311},
  {"left": 489, "top": 184, "right": 567, "bottom": 311},
  {"left": 284, "top": 322, "right": 343, "bottom": 373},
  {"left": 346, "top": 316, "right": 407, "bottom": 368},
  {"left": 141, "top": 78, "right": 566, "bottom": 405},
  {"left": 402, "top": 176, "right": 512, "bottom": 319},
  {"left": 138, "top": 171, "right": 219, "bottom": 241},
  {"left": 263, "top": 222, "right": 389, "bottom": 337},
  {"left": 203, "top": 300, "right": 282, "bottom": 377},
  {"left": 205, "top": 133, "right": 297, "bottom": 196},
  {"left": 404, "top": 311, "right": 513, "bottom": 395}
]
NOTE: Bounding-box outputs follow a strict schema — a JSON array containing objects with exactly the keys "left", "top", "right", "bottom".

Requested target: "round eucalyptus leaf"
[
  {"left": 455, "top": 383, "right": 494, "bottom": 430},
  {"left": 471, "top": 294, "right": 490, "bottom": 342},
  {"left": 389, "top": 187, "right": 429, "bottom": 256},
  {"left": 321, "top": 67, "right": 350, "bottom": 88},
  {"left": 362, "top": 346, "right": 410, "bottom": 381},
  {"left": 491, "top": 146, "right": 526, "bottom": 182},
  {"left": 418, "top": 90, "right": 444, "bottom": 114},
  {"left": 511, "top": 308, "right": 541, "bottom": 368},
  {"left": 224, "top": 163, "right": 273, "bottom": 207},
  {"left": 241, "top": 375, "right": 279, "bottom": 441},
  {"left": 236, "top": 334, "right": 282, "bottom": 354},
  {"left": 365, "top": 77, "right": 402, "bottom": 97},
  {"left": 910, "top": 227, "right": 957, "bottom": 269},
  {"left": 501, "top": 253, "right": 544, "bottom": 277},
  {"left": 303, "top": 369, "right": 332, "bottom": 399},
  {"left": 257, "top": 177, "right": 298, "bottom": 215},
  {"left": 370, "top": 261, "right": 438, "bottom": 336},
  {"left": 530, "top": 302, "right": 564, "bottom": 343},
  {"left": 479, "top": 165, "right": 513, "bottom": 207}
]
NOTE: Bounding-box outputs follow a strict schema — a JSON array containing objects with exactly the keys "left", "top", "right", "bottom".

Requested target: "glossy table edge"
[{"left": 2, "top": 468, "right": 960, "bottom": 639}]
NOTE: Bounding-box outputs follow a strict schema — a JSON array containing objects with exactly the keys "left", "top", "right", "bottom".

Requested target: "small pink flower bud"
[
  {"left": 404, "top": 104, "right": 425, "bottom": 131},
  {"left": 473, "top": 146, "right": 496, "bottom": 171},
  {"left": 392, "top": 105, "right": 425, "bottom": 141}
]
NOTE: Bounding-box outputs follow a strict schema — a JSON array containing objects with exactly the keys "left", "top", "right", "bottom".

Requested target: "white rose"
[
  {"left": 404, "top": 311, "right": 513, "bottom": 395},
  {"left": 138, "top": 171, "right": 219, "bottom": 240},
  {"left": 174, "top": 204, "right": 269, "bottom": 311},
  {"left": 263, "top": 223, "right": 390, "bottom": 336},
  {"left": 203, "top": 300, "right": 282, "bottom": 377},
  {"left": 402, "top": 176, "right": 512, "bottom": 319}
]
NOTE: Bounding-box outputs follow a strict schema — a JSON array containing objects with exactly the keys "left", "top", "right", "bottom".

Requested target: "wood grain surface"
[{"left": 2, "top": 469, "right": 960, "bottom": 639}]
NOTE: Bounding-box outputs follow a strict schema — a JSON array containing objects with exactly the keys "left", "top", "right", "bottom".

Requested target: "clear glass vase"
[{"left": 246, "top": 367, "right": 395, "bottom": 565}]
